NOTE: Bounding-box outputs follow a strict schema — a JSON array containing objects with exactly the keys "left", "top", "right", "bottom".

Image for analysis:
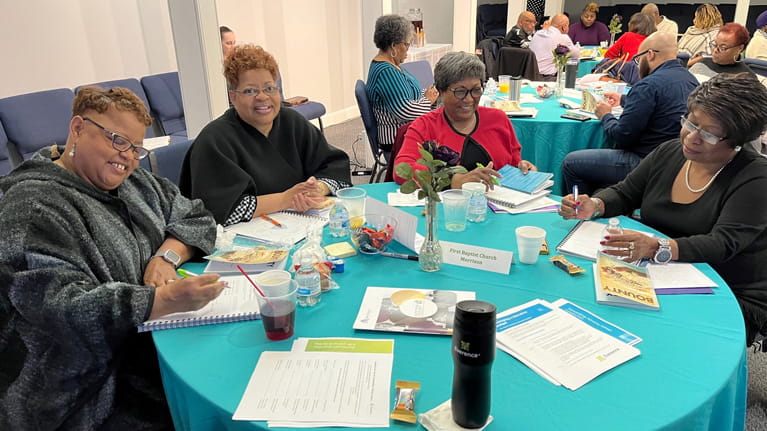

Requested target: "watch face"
[
  {"left": 165, "top": 250, "right": 180, "bottom": 265},
  {"left": 655, "top": 249, "right": 672, "bottom": 263}
]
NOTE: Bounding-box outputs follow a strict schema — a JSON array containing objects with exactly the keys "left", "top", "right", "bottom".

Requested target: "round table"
[{"left": 153, "top": 183, "right": 747, "bottom": 430}]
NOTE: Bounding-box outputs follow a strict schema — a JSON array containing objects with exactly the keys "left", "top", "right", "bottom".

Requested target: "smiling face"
[
  {"left": 69, "top": 108, "right": 145, "bottom": 191},
  {"left": 229, "top": 68, "right": 281, "bottom": 135},
  {"left": 441, "top": 77, "right": 483, "bottom": 125},
  {"left": 680, "top": 109, "right": 734, "bottom": 165}
]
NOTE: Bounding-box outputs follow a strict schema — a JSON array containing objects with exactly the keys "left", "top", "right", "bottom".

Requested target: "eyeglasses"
[
  {"left": 401, "top": 41, "right": 411, "bottom": 48},
  {"left": 230, "top": 86, "right": 281, "bottom": 97},
  {"left": 632, "top": 49, "right": 660, "bottom": 65},
  {"left": 680, "top": 115, "right": 726, "bottom": 145},
  {"left": 450, "top": 86, "right": 484, "bottom": 99},
  {"left": 709, "top": 41, "right": 740, "bottom": 52},
  {"left": 82, "top": 117, "right": 149, "bottom": 160}
]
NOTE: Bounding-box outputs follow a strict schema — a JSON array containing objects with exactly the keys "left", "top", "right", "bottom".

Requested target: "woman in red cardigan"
[{"left": 605, "top": 12, "right": 656, "bottom": 60}]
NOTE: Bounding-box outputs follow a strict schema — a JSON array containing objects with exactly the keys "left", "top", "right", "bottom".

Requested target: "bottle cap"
[{"left": 454, "top": 300, "right": 497, "bottom": 333}]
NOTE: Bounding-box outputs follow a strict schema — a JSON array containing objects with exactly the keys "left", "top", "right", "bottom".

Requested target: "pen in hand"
[
  {"left": 475, "top": 163, "right": 500, "bottom": 185},
  {"left": 573, "top": 185, "right": 579, "bottom": 215},
  {"left": 177, "top": 269, "right": 198, "bottom": 278}
]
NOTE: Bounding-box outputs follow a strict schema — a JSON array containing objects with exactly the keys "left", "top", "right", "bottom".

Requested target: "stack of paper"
[
  {"left": 496, "top": 165, "right": 553, "bottom": 194},
  {"left": 233, "top": 338, "right": 394, "bottom": 427},
  {"left": 496, "top": 298, "right": 640, "bottom": 390}
]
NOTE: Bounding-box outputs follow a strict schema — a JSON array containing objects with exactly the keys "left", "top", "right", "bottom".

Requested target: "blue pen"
[{"left": 573, "top": 185, "right": 579, "bottom": 215}]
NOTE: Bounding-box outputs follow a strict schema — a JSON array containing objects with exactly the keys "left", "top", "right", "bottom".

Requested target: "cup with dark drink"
[{"left": 256, "top": 280, "right": 297, "bottom": 341}]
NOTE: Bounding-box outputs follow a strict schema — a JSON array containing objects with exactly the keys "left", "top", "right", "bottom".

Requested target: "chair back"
[
  {"left": 745, "top": 58, "right": 767, "bottom": 78},
  {"left": 677, "top": 52, "right": 691, "bottom": 68},
  {"left": 0, "top": 121, "right": 12, "bottom": 175},
  {"left": 401, "top": 61, "right": 434, "bottom": 89},
  {"left": 354, "top": 79, "right": 389, "bottom": 182},
  {"left": 498, "top": 47, "right": 541, "bottom": 81},
  {"left": 0, "top": 88, "right": 75, "bottom": 166},
  {"left": 76, "top": 78, "right": 157, "bottom": 138},
  {"left": 141, "top": 138, "right": 194, "bottom": 185},
  {"left": 141, "top": 72, "right": 186, "bottom": 136},
  {"left": 277, "top": 73, "right": 326, "bottom": 131}
]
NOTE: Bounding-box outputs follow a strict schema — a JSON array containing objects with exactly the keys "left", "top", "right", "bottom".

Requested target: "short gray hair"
[
  {"left": 433, "top": 52, "right": 486, "bottom": 92},
  {"left": 687, "top": 72, "right": 767, "bottom": 147},
  {"left": 374, "top": 15, "right": 412, "bottom": 50}
]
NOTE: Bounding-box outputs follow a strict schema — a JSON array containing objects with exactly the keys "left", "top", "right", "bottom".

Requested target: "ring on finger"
[
  {"left": 629, "top": 250, "right": 634, "bottom": 259},
  {"left": 628, "top": 241, "right": 635, "bottom": 250},
  {"left": 166, "top": 279, "right": 175, "bottom": 283}
]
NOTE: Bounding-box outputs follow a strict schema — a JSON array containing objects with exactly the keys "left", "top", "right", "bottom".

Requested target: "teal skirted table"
[{"left": 153, "top": 183, "right": 747, "bottom": 431}]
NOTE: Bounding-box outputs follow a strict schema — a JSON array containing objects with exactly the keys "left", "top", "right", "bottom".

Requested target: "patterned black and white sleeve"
[{"left": 223, "top": 195, "right": 257, "bottom": 227}]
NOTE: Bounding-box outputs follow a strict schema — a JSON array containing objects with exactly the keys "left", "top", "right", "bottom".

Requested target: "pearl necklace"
[{"left": 684, "top": 159, "right": 730, "bottom": 193}]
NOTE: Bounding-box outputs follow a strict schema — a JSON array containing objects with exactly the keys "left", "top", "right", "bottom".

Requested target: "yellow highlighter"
[
  {"left": 177, "top": 269, "right": 198, "bottom": 278},
  {"left": 475, "top": 163, "right": 500, "bottom": 185}
]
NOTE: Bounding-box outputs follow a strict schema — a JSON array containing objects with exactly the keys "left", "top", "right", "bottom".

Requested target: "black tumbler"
[
  {"left": 565, "top": 62, "right": 578, "bottom": 88},
  {"left": 451, "top": 300, "right": 496, "bottom": 428}
]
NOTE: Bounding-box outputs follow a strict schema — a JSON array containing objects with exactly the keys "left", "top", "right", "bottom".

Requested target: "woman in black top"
[{"left": 560, "top": 73, "right": 767, "bottom": 344}]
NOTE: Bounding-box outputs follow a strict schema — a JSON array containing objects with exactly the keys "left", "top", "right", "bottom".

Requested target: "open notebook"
[
  {"left": 485, "top": 186, "right": 551, "bottom": 208},
  {"left": 137, "top": 275, "right": 260, "bottom": 332},
  {"left": 226, "top": 211, "right": 328, "bottom": 245}
]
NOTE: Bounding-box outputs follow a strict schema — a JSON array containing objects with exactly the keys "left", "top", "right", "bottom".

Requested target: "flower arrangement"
[
  {"left": 395, "top": 141, "right": 467, "bottom": 202},
  {"left": 552, "top": 44, "right": 571, "bottom": 70},
  {"left": 608, "top": 14, "right": 623, "bottom": 34}
]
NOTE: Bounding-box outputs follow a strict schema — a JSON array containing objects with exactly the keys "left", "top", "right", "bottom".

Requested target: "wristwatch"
[
  {"left": 653, "top": 239, "right": 672, "bottom": 264},
  {"left": 152, "top": 249, "right": 181, "bottom": 268}
]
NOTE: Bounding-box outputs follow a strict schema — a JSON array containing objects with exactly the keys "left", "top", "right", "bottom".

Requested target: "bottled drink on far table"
[
  {"left": 601, "top": 217, "right": 623, "bottom": 252},
  {"left": 295, "top": 257, "right": 321, "bottom": 307},
  {"left": 329, "top": 201, "right": 350, "bottom": 238}
]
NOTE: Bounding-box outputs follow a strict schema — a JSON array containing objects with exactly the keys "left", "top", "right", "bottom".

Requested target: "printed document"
[
  {"left": 496, "top": 299, "right": 640, "bottom": 390},
  {"left": 233, "top": 339, "right": 393, "bottom": 427}
]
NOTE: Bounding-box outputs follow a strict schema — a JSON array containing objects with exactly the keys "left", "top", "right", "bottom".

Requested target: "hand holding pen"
[{"left": 558, "top": 191, "right": 597, "bottom": 220}]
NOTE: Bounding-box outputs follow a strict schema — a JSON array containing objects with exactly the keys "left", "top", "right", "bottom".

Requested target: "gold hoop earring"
[{"left": 391, "top": 49, "right": 397, "bottom": 59}]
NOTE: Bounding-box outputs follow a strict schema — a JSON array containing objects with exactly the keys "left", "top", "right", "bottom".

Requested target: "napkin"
[{"left": 419, "top": 400, "right": 494, "bottom": 431}]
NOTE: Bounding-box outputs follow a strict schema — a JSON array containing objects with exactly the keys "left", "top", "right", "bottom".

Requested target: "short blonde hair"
[
  {"left": 694, "top": 4, "right": 723, "bottom": 30},
  {"left": 73, "top": 86, "right": 151, "bottom": 127},
  {"left": 583, "top": 2, "right": 599, "bottom": 14},
  {"left": 224, "top": 44, "right": 279, "bottom": 89}
]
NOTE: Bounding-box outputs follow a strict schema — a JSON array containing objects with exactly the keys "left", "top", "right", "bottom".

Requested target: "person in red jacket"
[{"left": 605, "top": 12, "right": 656, "bottom": 60}]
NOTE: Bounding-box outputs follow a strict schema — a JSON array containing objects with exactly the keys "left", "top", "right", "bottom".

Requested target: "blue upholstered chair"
[
  {"left": 354, "top": 79, "right": 389, "bottom": 183},
  {"left": 677, "top": 52, "right": 691, "bottom": 68},
  {"left": 75, "top": 78, "right": 158, "bottom": 138},
  {"left": 0, "top": 121, "right": 12, "bottom": 175},
  {"left": 401, "top": 60, "right": 434, "bottom": 89},
  {"left": 277, "top": 73, "right": 326, "bottom": 132},
  {"left": 139, "top": 138, "right": 194, "bottom": 185},
  {"left": 745, "top": 58, "right": 767, "bottom": 78},
  {"left": 141, "top": 72, "right": 187, "bottom": 137},
  {"left": 0, "top": 88, "right": 75, "bottom": 167}
]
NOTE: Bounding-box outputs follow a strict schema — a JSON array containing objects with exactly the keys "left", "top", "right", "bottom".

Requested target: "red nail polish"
[
  {"left": 599, "top": 241, "right": 606, "bottom": 245},
  {"left": 604, "top": 236, "right": 611, "bottom": 240}
]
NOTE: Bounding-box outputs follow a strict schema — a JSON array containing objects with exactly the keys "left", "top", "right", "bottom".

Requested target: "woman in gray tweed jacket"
[{"left": 0, "top": 86, "right": 226, "bottom": 430}]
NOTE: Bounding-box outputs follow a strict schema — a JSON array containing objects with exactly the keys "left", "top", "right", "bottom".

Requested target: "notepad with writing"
[
  {"left": 485, "top": 186, "right": 551, "bottom": 208},
  {"left": 137, "top": 276, "right": 260, "bottom": 332},
  {"left": 226, "top": 211, "right": 328, "bottom": 245},
  {"left": 497, "top": 165, "right": 554, "bottom": 194}
]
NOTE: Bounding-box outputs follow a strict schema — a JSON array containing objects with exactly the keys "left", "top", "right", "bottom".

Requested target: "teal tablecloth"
[
  {"left": 153, "top": 183, "right": 747, "bottom": 431},
  {"left": 510, "top": 87, "right": 608, "bottom": 195}
]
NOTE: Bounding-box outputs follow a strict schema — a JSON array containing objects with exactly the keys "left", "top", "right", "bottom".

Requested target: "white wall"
[
  {"left": 392, "top": 0, "right": 455, "bottom": 44},
  {"left": 0, "top": 1, "right": 177, "bottom": 98}
]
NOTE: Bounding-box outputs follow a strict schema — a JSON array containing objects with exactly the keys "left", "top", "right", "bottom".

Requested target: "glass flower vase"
[
  {"left": 555, "top": 66, "right": 566, "bottom": 97},
  {"left": 419, "top": 197, "right": 442, "bottom": 272},
  {"left": 610, "top": 33, "right": 616, "bottom": 46}
]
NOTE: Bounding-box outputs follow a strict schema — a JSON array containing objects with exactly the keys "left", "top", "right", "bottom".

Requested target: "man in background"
[
  {"left": 562, "top": 32, "right": 698, "bottom": 195},
  {"left": 503, "top": 11, "right": 537, "bottom": 48},
  {"left": 529, "top": 14, "right": 580, "bottom": 80},
  {"left": 642, "top": 3, "right": 679, "bottom": 35}
]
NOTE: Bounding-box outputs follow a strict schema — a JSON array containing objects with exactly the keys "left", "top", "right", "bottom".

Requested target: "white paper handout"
[
  {"left": 645, "top": 262, "right": 719, "bottom": 289},
  {"left": 233, "top": 338, "right": 394, "bottom": 428},
  {"left": 496, "top": 299, "right": 640, "bottom": 390}
]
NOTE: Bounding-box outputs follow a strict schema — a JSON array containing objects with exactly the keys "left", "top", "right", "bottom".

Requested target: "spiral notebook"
[
  {"left": 226, "top": 211, "right": 328, "bottom": 245},
  {"left": 137, "top": 276, "right": 260, "bottom": 332},
  {"left": 485, "top": 186, "right": 551, "bottom": 208}
]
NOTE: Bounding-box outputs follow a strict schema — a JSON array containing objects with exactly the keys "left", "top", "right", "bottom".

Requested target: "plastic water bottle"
[
  {"left": 601, "top": 218, "right": 623, "bottom": 252},
  {"left": 463, "top": 182, "right": 487, "bottom": 223},
  {"left": 329, "top": 201, "right": 350, "bottom": 238},
  {"left": 295, "top": 257, "right": 321, "bottom": 307}
]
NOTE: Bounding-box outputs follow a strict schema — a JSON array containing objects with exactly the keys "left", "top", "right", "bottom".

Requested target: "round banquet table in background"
[{"left": 153, "top": 183, "right": 747, "bottom": 431}]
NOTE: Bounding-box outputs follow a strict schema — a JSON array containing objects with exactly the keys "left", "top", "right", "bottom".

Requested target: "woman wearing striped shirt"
[{"left": 367, "top": 15, "right": 438, "bottom": 151}]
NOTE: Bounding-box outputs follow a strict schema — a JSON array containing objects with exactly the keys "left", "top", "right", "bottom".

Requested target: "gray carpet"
[{"left": 324, "top": 117, "right": 767, "bottom": 429}]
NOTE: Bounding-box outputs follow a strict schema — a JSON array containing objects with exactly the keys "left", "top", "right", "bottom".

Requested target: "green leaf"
[
  {"left": 436, "top": 176, "right": 452, "bottom": 191},
  {"left": 444, "top": 166, "right": 468, "bottom": 176},
  {"left": 417, "top": 189, "right": 427, "bottom": 200},
  {"left": 400, "top": 179, "right": 418, "bottom": 194},
  {"left": 394, "top": 162, "right": 414, "bottom": 180},
  {"left": 431, "top": 159, "right": 447, "bottom": 168},
  {"left": 418, "top": 148, "right": 434, "bottom": 165}
]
